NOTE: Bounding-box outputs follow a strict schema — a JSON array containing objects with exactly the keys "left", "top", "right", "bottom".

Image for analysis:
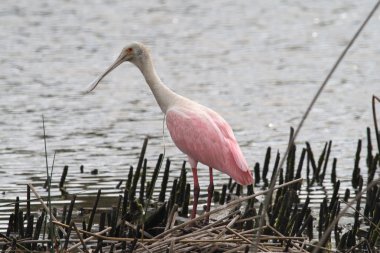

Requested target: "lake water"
[{"left": 0, "top": 0, "right": 379, "bottom": 205}]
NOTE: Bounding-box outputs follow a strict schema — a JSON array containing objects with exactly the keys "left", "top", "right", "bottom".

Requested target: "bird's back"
[{"left": 166, "top": 104, "right": 253, "bottom": 185}]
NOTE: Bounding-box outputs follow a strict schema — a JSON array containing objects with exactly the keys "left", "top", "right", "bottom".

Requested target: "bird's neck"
[{"left": 137, "top": 57, "right": 178, "bottom": 114}]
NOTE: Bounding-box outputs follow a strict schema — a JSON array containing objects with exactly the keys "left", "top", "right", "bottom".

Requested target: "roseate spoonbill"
[{"left": 85, "top": 42, "right": 254, "bottom": 218}]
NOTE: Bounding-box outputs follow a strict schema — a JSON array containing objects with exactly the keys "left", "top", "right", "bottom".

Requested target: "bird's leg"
[
  {"left": 204, "top": 167, "right": 214, "bottom": 224},
  {"left": 191, "top": 167, "right": 200, "bottom": 219},
  {"left": 206, "top": 167, "right": 214, "bottom": 213}
]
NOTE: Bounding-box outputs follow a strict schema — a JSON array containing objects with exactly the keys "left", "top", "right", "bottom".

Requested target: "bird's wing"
[
  {"left": 166, "top": 106, "right": 252, "bottom": 185},
  {"left": 211, "top": 111, "right": 251, "bottom": 172}
]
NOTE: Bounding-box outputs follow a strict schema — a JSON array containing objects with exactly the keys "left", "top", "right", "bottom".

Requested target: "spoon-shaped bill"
[{"left": 84, "top": 54, "right": 125, "bottom": 94}]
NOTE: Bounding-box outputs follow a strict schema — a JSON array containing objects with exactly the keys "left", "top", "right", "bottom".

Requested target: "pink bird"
[{"left": 85, "top": 42, "right": 254, "bottom": 218}]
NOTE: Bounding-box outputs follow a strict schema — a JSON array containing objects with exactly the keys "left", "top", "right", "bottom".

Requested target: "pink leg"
[
  {"left": 191, "top": 167, "right": 200, "bottom": 219},
  {"left": 206, "top": 167, "right": 214, "bottom": 213}
]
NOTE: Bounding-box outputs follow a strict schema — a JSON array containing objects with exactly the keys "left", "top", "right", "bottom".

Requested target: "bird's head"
[{"left": 84, "top": 42, "right": 149, "bottom": 93}]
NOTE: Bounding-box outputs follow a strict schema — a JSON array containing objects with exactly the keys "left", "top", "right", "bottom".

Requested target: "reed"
[{"left": 1, "top": 133, "right": 379, "bottom": 252}]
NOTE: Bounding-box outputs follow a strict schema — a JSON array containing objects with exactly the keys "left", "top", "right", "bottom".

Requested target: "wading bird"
[{"left": 85, "top": 42, "right": 254, "bottom": 218}]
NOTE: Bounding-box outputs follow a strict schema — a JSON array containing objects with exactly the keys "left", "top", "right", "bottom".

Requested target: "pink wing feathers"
[{"left": 166, "top": 106, "right": 253, "bottom": 185}]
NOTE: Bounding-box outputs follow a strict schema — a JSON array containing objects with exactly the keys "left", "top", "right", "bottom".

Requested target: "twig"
[
  {"left": 255, "top": 235, "right": 307, "bottom": 241},
  {"left": 0, "top": 234, "right": 31, "bottom": 252},
  {"left": 28, "top": 183, "right": 66, "bottom": 236},
  {"left": 53, "top": 220, "right": 155, "bottom": 242},
  {"left": 137, "top": 242, "right": 154, "bottom": 253},
  {"left": 216, "top": 214, "right": 240, "bottom": 238},
  {"left": 225, "top": 227, "right": 253, "bottom": 244},
  {"left": 372, "top": 95, "right": 380, "bottom": 153},
  {"left": 70, "top": 221, "right": 89, "bottom": 253},
  {"left": 165, "top": 204, "right": 178, "bottom": 231},
  {"left": 67, "top": 227, "right": 111, "bottom": 251},
  {"left": 42, "top": 115, "right": 56, "bottom": 250},
  {"left": 169, "top": 240, "right": 174, "bottom": 253},
  {"left": 123, "top": 220, "right": 153, "bottom": 238},
  {"left": 267, "top": 224, "right": 308, "bottom": 253}
]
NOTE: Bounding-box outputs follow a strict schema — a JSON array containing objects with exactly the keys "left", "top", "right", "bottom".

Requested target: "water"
[{"left": 0, "top": 0, "right": 379, "bottom": 205}]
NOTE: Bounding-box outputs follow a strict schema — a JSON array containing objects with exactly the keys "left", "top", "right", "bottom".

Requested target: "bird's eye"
[{"left": 127, "top": 47, "right": 133, "bottom": 53}]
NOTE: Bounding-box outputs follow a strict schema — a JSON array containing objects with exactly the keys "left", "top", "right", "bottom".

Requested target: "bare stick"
[
  {"left": 267, "top": 224, "right": 308, "bottom": 253},
  {"left": 254, "top": 1, "right": 380, "bottom": 252},
  {"left": 372, "top": 95, "right": 380, "bottom": 153},
  {"left": 71, "top": 221, "right": 89, "bottom": 253},
  {"left": 137, "top": 242, "right": 154, "bottom": 253},
  {"left": 165, "top": 204, "right": 178, "bottom": 231},
  {"left": 225, "top": 227, "right": 253, "bottom": 244},
  {"left": 216, "top": 214, "right": 241, "bottom": 239},
  {"left": 28, "top": 183, "right": 66, "bottom": 236},
  {"left": 0, "top": 235, "right": 31, "bottom": 252},
  {"left": 53, "top": 221, "right": 155, "bottom": 242},
  {"left": 41, "top": 115, "right": 56, "bottom": 248},
  {"left": 67, "top": 227, "right": 111, "bottom": 251},
  {"left": 123, "top": 220, "right": 153, "bottom": 238}
]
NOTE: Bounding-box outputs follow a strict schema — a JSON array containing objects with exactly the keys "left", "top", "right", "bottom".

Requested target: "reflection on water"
[{"left": 0, "top": 0, "right": 379, "bottom": 206}]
